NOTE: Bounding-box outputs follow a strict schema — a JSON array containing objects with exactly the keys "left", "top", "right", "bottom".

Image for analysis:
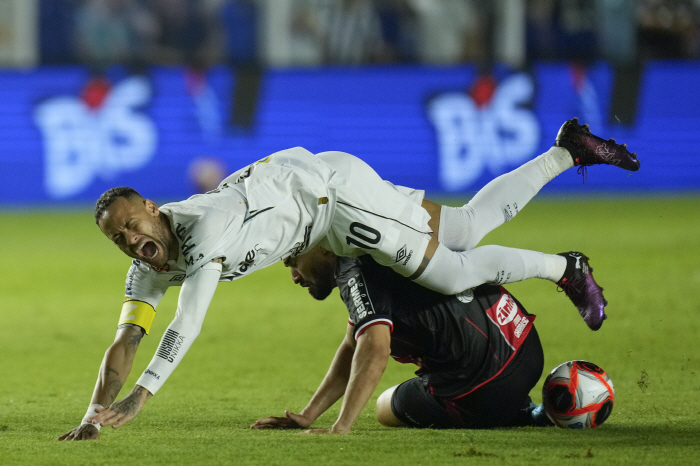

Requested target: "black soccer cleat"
[
  {"left": 556, "top": 252, "right": 608, "bottom": 331},
  {"left": 555, "top": 118, "right": 640, "bottom": 171}
]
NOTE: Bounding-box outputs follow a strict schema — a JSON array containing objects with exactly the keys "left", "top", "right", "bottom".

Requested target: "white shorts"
[{"left": 316, "top": 151, "right": 433, "bottom": 276}]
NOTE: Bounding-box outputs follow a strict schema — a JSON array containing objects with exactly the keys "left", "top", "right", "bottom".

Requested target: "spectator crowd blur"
[{"left": 38, "top": 0, "right": 700, "bottom": 70}]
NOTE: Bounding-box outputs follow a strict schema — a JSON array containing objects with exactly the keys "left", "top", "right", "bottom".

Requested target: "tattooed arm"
[{"left": 57, "top": 325, "right": 145, "bottom": 441}]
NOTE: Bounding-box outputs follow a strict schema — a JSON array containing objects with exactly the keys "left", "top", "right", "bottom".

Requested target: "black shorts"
[{"left": 390, "top": 327, "right": 544, "bottom": 429}]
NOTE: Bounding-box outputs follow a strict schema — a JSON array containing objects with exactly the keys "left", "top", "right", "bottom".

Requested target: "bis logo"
[
  {"left": 34, "top": 76, "right": 157, "bottom": 199},
  {"left": 427, "top": 73, "right": 540, "bottom": 192}
]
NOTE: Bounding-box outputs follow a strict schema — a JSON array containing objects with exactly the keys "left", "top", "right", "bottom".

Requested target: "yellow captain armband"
[{"left": 119, "top": 299, "right": 156, "bottom": 335}]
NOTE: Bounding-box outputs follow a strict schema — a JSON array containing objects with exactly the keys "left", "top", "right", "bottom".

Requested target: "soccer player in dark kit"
[{"left": 252, "top": 245, "right": 563, "bottom": 432}]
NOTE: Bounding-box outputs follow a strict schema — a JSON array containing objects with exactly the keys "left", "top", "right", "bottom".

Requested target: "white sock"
[
  {"left": 438, "top": 147, "right": 574, "bottom": 251},
  {"left": 413, "top": 243, "right": 568, "bottom": 295}
]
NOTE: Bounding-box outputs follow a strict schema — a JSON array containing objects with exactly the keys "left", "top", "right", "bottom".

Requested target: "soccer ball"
[{"left": 542, "top": 360, "right": 615, "bottom": 429}]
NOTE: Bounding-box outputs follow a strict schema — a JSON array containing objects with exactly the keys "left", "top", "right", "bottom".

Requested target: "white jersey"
[{"left": 125, "top": 146, "right": 432, "bottom": 395}]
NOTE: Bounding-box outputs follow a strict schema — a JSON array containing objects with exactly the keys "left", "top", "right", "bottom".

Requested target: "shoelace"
[
  {"left": 577, "top": 165, "right": 588, "bottom": 183},
  {"left": 556, "top": 276, "right": 582, "bottom": 296}
]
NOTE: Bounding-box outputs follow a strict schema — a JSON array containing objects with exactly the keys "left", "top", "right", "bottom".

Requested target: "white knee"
[{"left": 376, "top": 385, "right": 405, "bottom": 427}]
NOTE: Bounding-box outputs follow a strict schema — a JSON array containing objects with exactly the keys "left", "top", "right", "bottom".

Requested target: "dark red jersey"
[{"left": 336, "top": 255, "right": 536, "bottom": 399}]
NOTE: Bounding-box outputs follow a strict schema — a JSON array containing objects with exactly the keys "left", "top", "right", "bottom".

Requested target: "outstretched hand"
[
  {"left": 251, "top": 410, "right": 313, "bottom": 430},
  {"left": 57, "top": 423, "right": 100, "bottom": 441},
  {"left": 87, "top": 385, "right": 151, "bottom": 430}
]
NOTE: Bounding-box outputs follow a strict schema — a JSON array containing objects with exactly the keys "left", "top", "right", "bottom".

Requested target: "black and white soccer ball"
[{"left": 542, "top": 360, "right": 615, "bottom": 429}]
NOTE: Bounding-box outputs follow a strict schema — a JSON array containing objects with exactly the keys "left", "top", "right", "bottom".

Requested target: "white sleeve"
[{"left": 135, "top": 261, "right": 222, "bottom": 394}]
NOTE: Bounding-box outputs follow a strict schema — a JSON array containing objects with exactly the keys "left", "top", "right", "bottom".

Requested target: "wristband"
[{"left": 80, "top": 403, "right": 104, "bottom": 431}]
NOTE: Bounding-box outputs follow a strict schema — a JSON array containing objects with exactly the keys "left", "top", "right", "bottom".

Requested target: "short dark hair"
[{"left": 94, "top": 187, "right": 143, "bottom": 224}]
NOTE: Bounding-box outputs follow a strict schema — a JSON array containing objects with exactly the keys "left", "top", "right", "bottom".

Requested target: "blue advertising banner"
[{"left": 0, "top": 62, "right": 698, "bottom": 205}]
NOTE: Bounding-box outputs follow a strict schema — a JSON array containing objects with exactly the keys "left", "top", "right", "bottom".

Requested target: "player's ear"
[{"left": 143, "top": 199, "right": 160, "bottom": 217}]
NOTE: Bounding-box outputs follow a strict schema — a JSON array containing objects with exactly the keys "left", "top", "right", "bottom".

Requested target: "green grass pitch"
[{"left": 1, "top": 197, "right": 699, "bottom": 465}]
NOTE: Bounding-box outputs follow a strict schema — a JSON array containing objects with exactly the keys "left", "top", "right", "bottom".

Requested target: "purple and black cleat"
[
  {"left": 555, "top": 118, "right": 640, "bottom": 171},
  {"left": 556, "top": 252, "right": 608, "bottom": 331}
]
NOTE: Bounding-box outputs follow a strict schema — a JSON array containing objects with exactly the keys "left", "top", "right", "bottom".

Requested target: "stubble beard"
[
  {"left": 150, "top": 213, "right": 174, "bottom": 267},
  {"left": 307, "top": 262, "right": 336, "bottom": 301}
]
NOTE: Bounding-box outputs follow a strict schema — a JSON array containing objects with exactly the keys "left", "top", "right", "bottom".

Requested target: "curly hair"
[{"left": 94, "top": 187, "right": 143, "bottom": 224}]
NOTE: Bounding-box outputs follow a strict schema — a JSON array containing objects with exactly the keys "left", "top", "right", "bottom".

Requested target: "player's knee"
[{"left": 376, "top": 385, "right": 404, "bottom": 427}]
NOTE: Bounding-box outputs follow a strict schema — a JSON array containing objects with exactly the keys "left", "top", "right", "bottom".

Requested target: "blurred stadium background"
[
  {"left": 0, "top": 0, "right": 699, "bottom": 204},
  {"left": 1, "top": 2, "right": 700, "bottom": 463}
]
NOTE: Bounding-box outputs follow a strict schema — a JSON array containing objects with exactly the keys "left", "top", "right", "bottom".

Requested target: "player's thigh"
[
  {"left": 319, "top": 151, "right": 433, "bottom": 274},
  {"left": 454, "top": 329, "right": 545, "bottom": 428},
  {"left": 325, "top": 202, "right": 431, "bottom": 277}
]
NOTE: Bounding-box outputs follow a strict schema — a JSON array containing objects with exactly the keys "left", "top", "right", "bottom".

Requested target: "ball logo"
[
  {"left": 34, "top": 76, "right": 157, "bottom": 199},
  {"left": 495, "top": 293, "right": 518, "bottom": 326},
  {"left": 427, "top": 73, "right": 540, "bottom": 191}
]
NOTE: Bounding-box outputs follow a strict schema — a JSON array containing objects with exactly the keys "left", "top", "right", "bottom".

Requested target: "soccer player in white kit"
[{"left": 58, "top": 119, "right": 639, "bottom": 440}]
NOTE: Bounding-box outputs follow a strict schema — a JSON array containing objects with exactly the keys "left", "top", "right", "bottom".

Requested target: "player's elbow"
[
  {"left": 357, "top": 325, "right": 392, "bottom": 360},
  {"left": 370, "top": 340, "right": 392, "bottom": 360}
]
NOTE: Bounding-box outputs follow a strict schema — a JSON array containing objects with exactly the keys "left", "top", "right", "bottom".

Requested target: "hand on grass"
[
  {"left": 87, "top": 385, "right": 151, "bottom": 429},
  {"left": 57, "top": 423, "right": 100, "bottom": 441},
  {"left": 251, "top": 410, "right": 313, "bottom": 429}
]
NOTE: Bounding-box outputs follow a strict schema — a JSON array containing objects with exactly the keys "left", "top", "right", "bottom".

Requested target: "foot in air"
[
  {"left": 556, "top": 252, "right": 608, "bottom": 331},
  {"left": 555, "top": 118, "right": 641, "bottom": 171}
]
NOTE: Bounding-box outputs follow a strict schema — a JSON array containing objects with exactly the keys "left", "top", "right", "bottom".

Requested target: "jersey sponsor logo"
[
  {"left": 155, "top": 329, "right": 185, "bottom": 363},
  {"left": 495, "top": 294, "right": 518, "bottom": 325},
  {"left": 514, "top": 314, "right": 530, "bottom": 338},
  {"left": 395, "top": 244, "right": 413, "bottom": 266},
  {"left": 232, "top": 244, "right": 261, "bottom": 277},
  {"left": 347, "top": 275, "right": 373, "bottom": 320},
  {"left": 484, "top": 289, "right": 534, "bottom": 351},
  {"left": 287, "top": 225, "right": 313, "bottom": 257},
  {"left": 426, "top": 73, "right": 539, "bottom": 192},
  {"left": 169, "top": 274, "right": 186, "bottom": 282},
  {"left": 34, "top": 76, "right": 157, "bottom": 199}
]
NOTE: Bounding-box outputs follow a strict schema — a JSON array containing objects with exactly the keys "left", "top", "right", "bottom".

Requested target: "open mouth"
[{"left": 137, "top": 241, "right": 158, "bottom": 260}]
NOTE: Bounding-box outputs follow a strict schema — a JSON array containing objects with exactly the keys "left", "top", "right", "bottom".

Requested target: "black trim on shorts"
[{"left": 336, "top": 201, "right": 430, "bottom": 234}]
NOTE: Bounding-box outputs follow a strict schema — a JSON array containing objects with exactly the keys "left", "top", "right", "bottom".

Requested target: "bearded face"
[{"left": 284, "top": 247, "right": 337, "bottom": 300}]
